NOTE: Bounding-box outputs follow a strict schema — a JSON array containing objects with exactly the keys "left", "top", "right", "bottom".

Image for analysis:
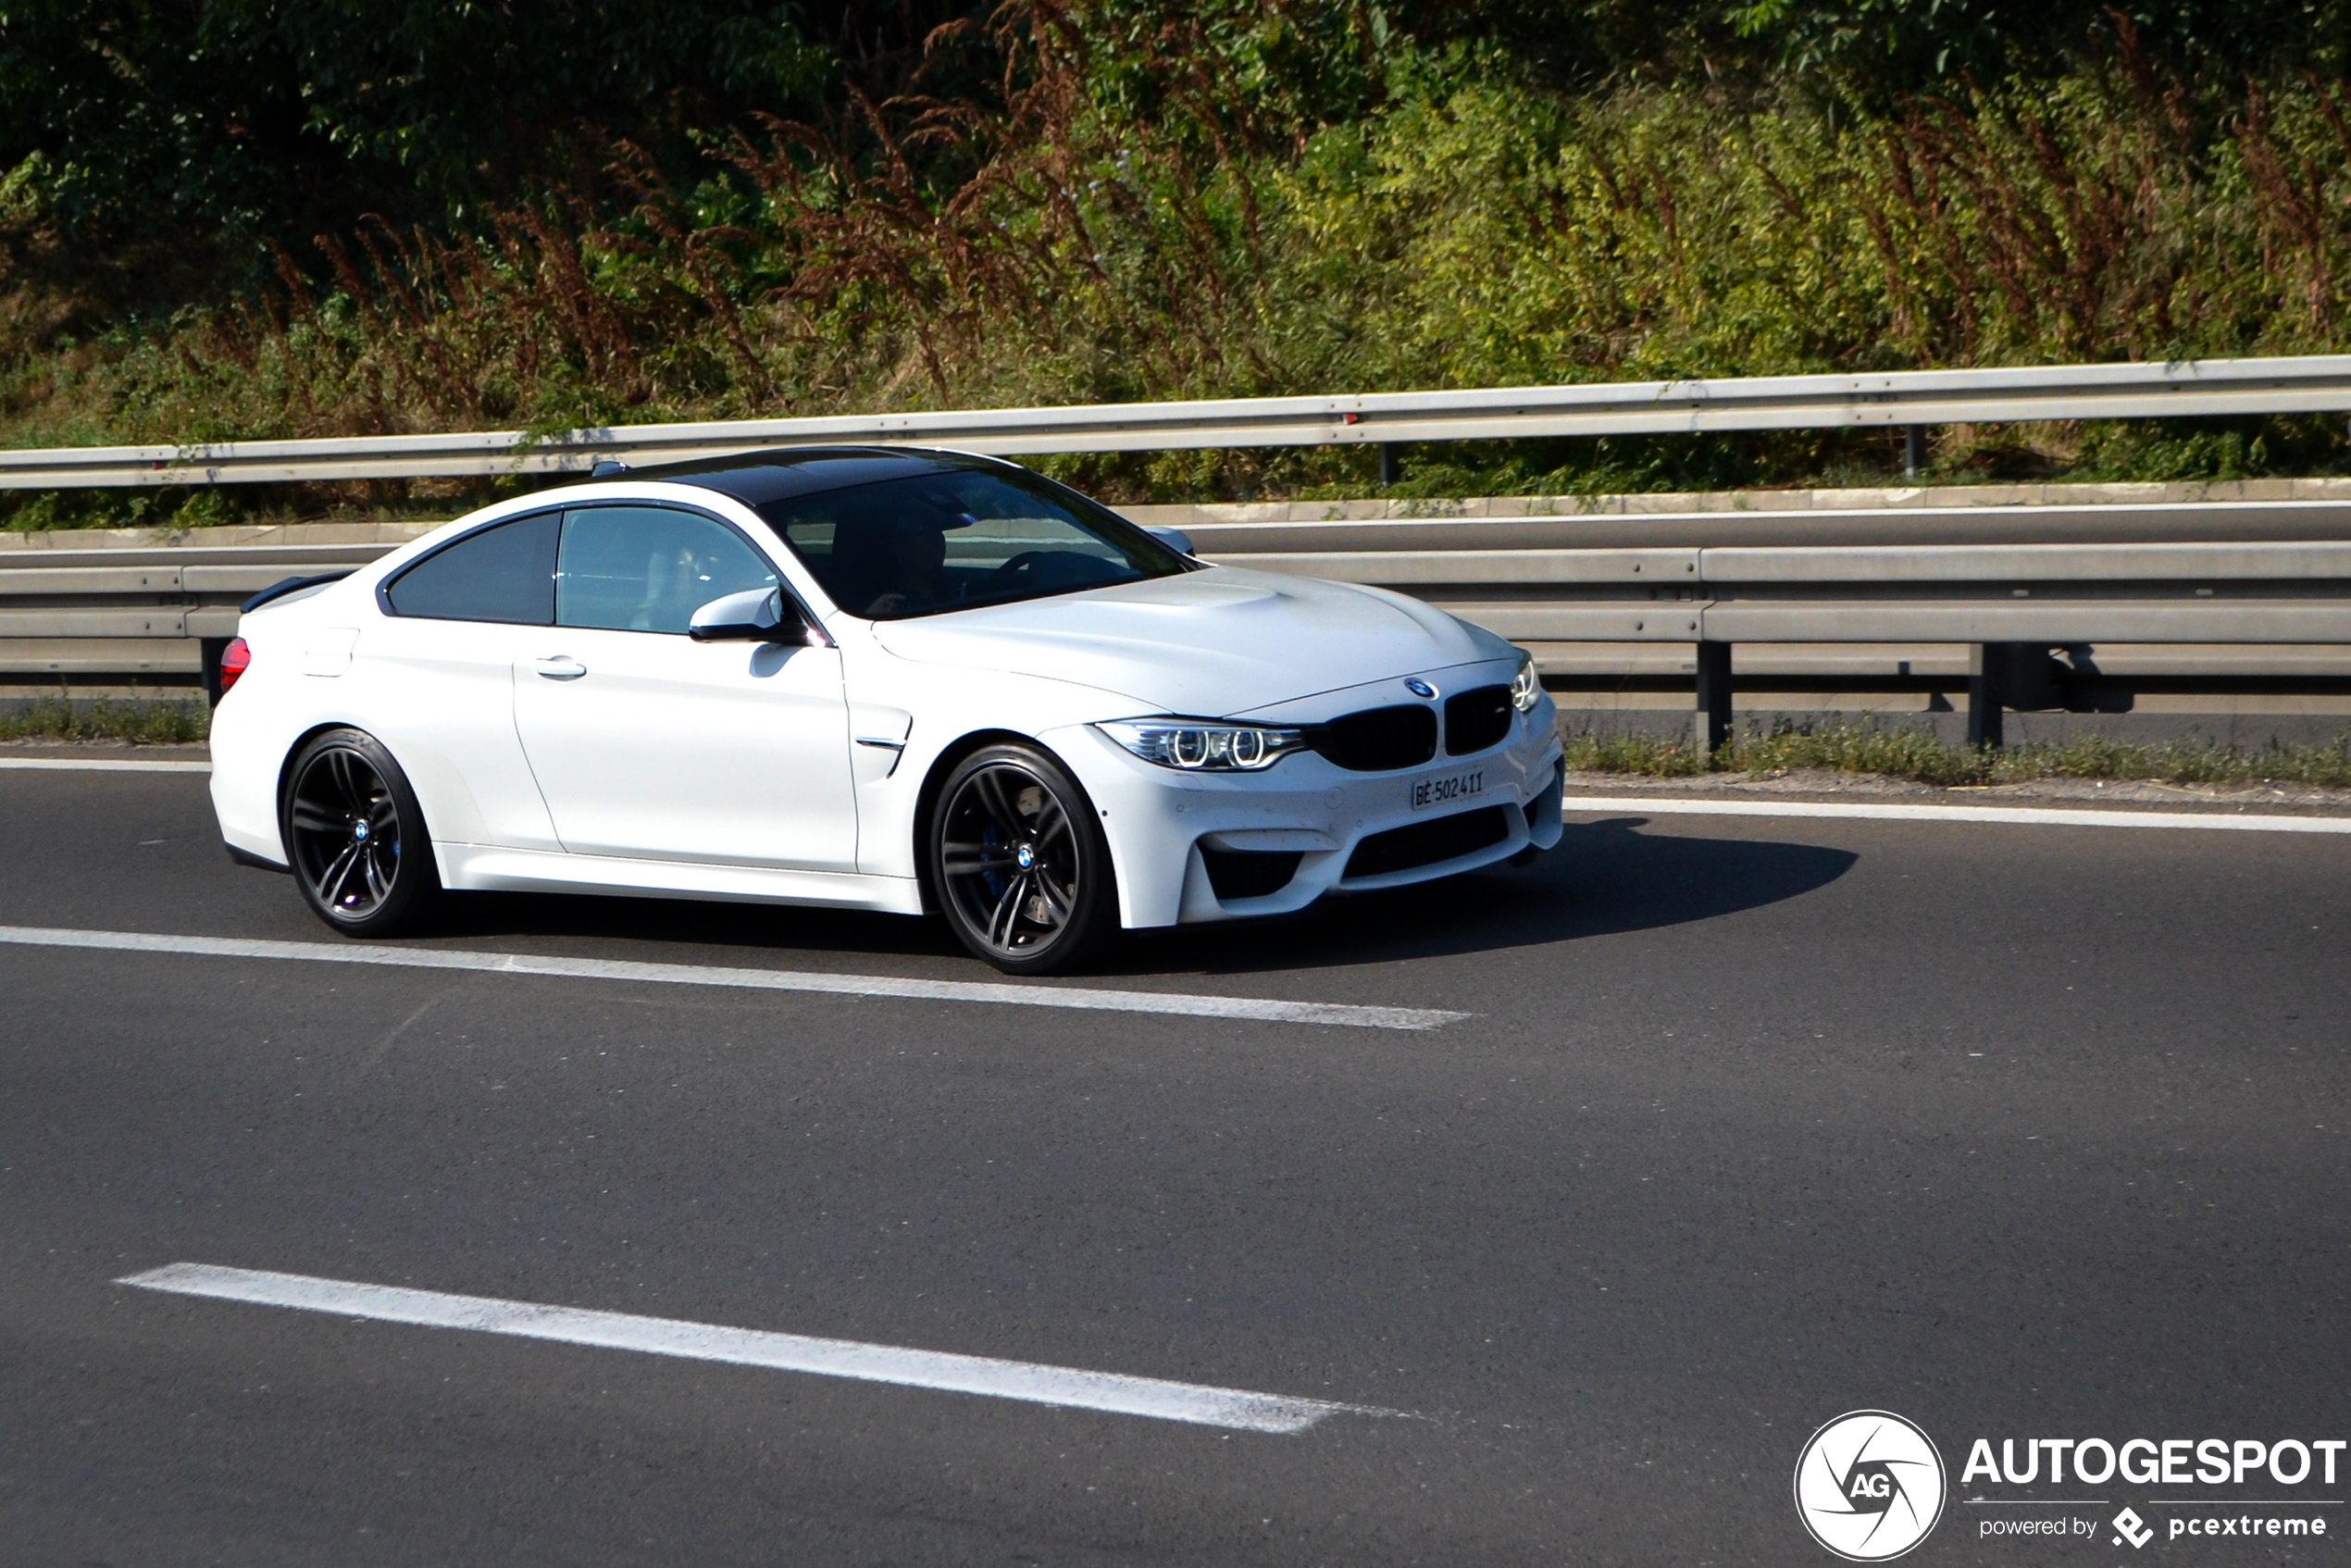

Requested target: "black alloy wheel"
[
  {"left": 929, "top": 743, "right": 1115, "bottom": 975},
  {"left": 281, "top": 728, "right": 439, "bottom": 937}
]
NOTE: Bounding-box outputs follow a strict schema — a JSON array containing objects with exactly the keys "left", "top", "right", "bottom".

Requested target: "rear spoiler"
[{"left": 241, "top": 570, "right": 355, "bottom": 615}]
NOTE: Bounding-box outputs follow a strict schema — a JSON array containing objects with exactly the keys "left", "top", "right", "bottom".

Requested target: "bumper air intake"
[
  {"left": 1200, "top": 845, "right": 1305, "bottom": 901},
  {"left": 1343, "top": 805, "right": 1511, "bottom": 879}
]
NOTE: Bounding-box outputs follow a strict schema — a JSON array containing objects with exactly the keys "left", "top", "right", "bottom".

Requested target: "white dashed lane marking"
[
  {"left": 119, "top": 1263, "right": 1395, "bottom": 1434},
  {"left": 0, "top": 924, "right": 1467, "bottom": 1030}
]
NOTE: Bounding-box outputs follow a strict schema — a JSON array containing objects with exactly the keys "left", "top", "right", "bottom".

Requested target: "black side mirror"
[{"left": 689, "top": 587, "right": 806, "bottom": 643}]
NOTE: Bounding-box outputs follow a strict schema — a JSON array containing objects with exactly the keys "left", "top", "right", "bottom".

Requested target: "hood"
[{"left": 866, "top": 565, "right": 1504, "bottom": 715}]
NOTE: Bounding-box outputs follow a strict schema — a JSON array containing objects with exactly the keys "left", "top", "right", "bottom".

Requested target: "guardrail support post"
[
  {"left": 1695, "top": 641, "right": 1733, "bottom": 754},
  {"left": 199, "top": 636, "right": 232, "bottom": 706},
  {"left": 1967, "top": 643, "right": 2005, "bottom": 748},
  {"left": 1905, "top": 426, "right": 1927, "bottom": 479},
  {"left": 1378, "top": 443, "right": 1401, "bottom": 487}
]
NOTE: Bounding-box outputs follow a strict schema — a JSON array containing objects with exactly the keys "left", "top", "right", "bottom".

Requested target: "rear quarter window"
[{"left": 382, "top": 513, "right": 560, "bottom": 625}]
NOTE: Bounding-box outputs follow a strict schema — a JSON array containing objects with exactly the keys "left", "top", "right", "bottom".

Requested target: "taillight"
[{"left": 218, "top": 637, "right": 252, "bottom": 694}]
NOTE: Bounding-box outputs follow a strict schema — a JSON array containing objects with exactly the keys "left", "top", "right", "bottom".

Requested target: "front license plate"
[{"left": 1409, "top": 767, "right": 1486, "bottom": 812}]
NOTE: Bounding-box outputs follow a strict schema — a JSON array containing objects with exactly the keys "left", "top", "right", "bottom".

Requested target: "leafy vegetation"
[
  {"left": 8, "top": 1, "right": 2351, "bottom": 525},
  {"left": 0, "top": 696, "right": 209, "bottom": 743},
  {"left": 1562, "top": 719, "right": 2351, "bottom": 787}
]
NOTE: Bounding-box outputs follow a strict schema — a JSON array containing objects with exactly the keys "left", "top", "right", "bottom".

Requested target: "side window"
[
  {"left": 556, "top": 506, "right": 779, "bottom": 635},
  {"left": 383, "top": 513, "right": 558, "bottom": 625}
]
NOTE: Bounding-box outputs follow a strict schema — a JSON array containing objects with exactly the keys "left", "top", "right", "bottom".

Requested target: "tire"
[
  {"left": 280, "top": 728, "right": 441, "bottom": 938},
  {"left": 927, "top": 742, "right": 1118, "bottom": 975}
]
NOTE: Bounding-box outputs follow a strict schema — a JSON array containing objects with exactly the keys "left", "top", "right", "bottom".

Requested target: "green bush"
[
  {"left": 0, "top": 696, "right": 209, "bottom": 743},
  {"left": 1561, "top": 720, "right": 2351, "bottom": 788},
  {"left": 10, "top": 7, "right": 2351, "bottom": 516}
]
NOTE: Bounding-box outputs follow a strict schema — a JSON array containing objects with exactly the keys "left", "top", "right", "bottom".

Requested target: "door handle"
[{"left": 533, "top": 656, "right": 588, "bottom": 680}]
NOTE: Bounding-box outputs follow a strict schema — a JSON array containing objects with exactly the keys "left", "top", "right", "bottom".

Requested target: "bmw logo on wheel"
[{"left": 1794, "top": 1410, "right": 1947, "bottom": 1561}]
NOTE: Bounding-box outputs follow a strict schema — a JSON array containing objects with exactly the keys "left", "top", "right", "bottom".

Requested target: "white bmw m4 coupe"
[{"left": 208, "top": 448, "right": 1564, "bottom": 973}]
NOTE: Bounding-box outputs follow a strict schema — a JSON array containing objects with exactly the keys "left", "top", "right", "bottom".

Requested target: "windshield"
[{"left": 754, "top": 467, "right": 1189, "bottom": 620}]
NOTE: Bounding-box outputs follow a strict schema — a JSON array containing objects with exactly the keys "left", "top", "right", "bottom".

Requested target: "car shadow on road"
[
  {"left": 1113, "top": 815, "right": 1860, "bottom": 977},
  {"left": 417, "top": 815, "right": 1855, "bottom": 977},
  {"left": 425, "top": 885, "right": 955, "bottom": 960}
]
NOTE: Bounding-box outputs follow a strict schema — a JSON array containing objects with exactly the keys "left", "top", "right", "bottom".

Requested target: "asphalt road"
[{"left": 3, "top": 767, "right": 2347, "bottom": 1566}]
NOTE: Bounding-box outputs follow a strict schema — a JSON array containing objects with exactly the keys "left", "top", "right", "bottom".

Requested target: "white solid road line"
[
  {"left": 6, "top": 755, "right": 2341, "bottom": 832},
  {"left": 118, "top": 1263, "right": 1387, "bottom": 1434},
  {"left": 1561, "top": 794, "right": 2351, "bottom": 834},
  {"left": 0, "top": 756, "right": 210, "bottom": 773},
  {"left": 0, "top": 924, "right": 1465, "bottom": 1031}
]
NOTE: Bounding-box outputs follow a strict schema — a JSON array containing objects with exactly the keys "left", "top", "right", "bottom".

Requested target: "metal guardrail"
[
  {"left": 1185, "top": 504, "right": 2351, "bottom": 746},
  {"left": 0, "top": 543, "right": 395, "bottom": 685},
  {"left": 8, "top": 356, "right": 2351, "bottom": 488},
  {"left": 5, "top": 499, "right": 2349, "bottom": 744}
]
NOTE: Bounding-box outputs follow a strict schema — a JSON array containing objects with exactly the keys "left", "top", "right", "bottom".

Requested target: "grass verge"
[
  {"left": 1562, "top": 721, "right": 2351, "bottom": 789},
  {"left": 0, "top": 696, "right": 211, "bottom": 744}
]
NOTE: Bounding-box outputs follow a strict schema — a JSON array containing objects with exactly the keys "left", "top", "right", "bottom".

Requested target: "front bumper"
[{"left": 1051, "top": 692, "right": 1564, "bottom": 928}]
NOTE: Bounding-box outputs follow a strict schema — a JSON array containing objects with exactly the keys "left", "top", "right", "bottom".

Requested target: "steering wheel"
[{"left": 988, "top": 551, "right": 1045, "bottom": 583}]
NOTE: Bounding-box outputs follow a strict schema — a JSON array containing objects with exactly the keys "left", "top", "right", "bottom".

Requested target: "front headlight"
[
  {"left": 1096, "top": 717, "right": 1309, "bottom": 772},
  {"left": 1510, "top": 651, "right": 1541, "bottom": 713}
]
